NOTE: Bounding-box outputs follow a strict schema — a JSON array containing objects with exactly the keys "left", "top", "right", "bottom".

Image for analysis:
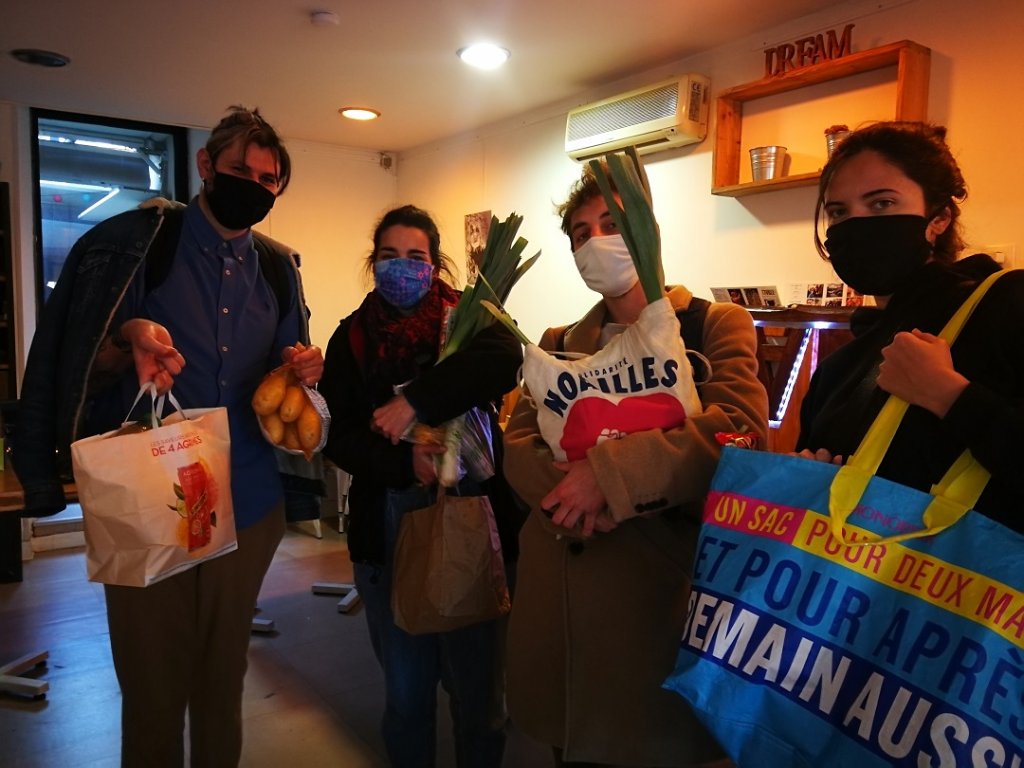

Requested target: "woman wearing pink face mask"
[
  {"left": 318, "top": 205, "right": 522, "bottom": 768},
  {"left": 797, "top": 121, "right": 1024, "bottom": 536}
]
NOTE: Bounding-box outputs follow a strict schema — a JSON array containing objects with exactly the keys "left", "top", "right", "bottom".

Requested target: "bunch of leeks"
[
  {"left": 431, "top": 212, "right": 539, "bottom": 485},
  {"left": 437, "top": 212, "right": 538, "bottom": 361}
]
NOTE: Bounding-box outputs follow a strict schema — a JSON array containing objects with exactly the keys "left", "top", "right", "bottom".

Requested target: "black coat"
[
  {"left": 319, "top": 302, "right": 523, "bottom": 564},
  {"left": 798, "top": 254, "right": 1024, "bottom": 533}
]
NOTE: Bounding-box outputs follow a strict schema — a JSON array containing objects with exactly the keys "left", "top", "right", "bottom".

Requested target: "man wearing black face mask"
[
  {"left": 200, "top": 153, "right": 278, "bottom": 232},
  {"left": 13, "top": 105, "right": 324, "bottom": 766}
]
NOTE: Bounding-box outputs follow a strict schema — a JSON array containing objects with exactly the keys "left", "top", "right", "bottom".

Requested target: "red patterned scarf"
[{"left": 353, "top": 280, "right": 460, "bottom": 402}]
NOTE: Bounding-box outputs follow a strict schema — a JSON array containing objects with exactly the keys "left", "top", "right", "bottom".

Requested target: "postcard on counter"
[
  {"left": 710, "top": 285, "right": 781, "bottom": 308},
  {"left": 786, "top": 282, "right": 865, "bottom": 307}
]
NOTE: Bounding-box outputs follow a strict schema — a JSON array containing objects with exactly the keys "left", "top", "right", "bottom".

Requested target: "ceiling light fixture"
[
  {"left": 339, "top": 107, "right": 381, "bottom": 121},
  {"left": 10, "top": 48, "right": 71, "bottom": 68},
  {"left": 310, "top": 10, "right": 340, "bottom": 26},
  {"left": 457, "top": 43, "right": 510, "bottom": 70}
]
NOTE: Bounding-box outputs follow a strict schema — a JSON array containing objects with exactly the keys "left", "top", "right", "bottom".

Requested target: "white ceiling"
[{"left": 3, "top": 0, "right": 844, "bottom": 153}]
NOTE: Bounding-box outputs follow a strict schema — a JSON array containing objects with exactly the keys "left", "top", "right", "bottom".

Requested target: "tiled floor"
[{"left": 0, "top": 520, "right": 549, "bottom": 767}]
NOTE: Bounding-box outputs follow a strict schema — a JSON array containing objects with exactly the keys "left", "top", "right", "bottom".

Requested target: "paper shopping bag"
[
  {"left": 522, "top": 296, "right": 702, "bottom": 462},
  {"left": 71, "top": 386, "right": 236, "bottom": 587},
  {"left": 391, "top": 490, "right": 510, "bottom": 635},
  {"left": 663, "top": 269, "right": 1024, "bottom": 767}
]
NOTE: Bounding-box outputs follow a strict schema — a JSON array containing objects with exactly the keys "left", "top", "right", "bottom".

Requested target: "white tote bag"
[
  {"left": 522, "top": 297, "right": 703, "bottom": 462},
  {"left": 71, "top": 384, "right": 236, "bottom": 587}
]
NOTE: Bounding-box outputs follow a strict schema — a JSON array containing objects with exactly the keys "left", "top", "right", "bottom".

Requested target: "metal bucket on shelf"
[
  {"left": 826, "top": 131, "right": 850, "bottom": 156},
  {"left": 749, "top": 145, "right": 786, "bottom": 181}
]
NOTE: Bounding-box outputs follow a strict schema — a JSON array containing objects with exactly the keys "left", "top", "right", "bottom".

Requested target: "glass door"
[{"left": 31, "top": 109, "right": 188, "bottom": 304}]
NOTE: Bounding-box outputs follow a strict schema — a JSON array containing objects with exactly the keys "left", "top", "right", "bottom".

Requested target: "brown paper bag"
[
  {"left": 71, "top": 385, "right": 236, "bottom": 587},
  {"left": 391, "top": 490, "right": 510, "bottom": 635}
]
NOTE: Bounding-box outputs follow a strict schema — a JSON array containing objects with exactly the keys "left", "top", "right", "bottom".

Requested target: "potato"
[
  {"left": 281, "top": 422, "right": 302, "bottom": 452},
  {"left": 260, "top": 411, "right": 285, "bottom": 445},
  {"left": 252, "top": 371, "right": 288, "bottom": 415},
  {"left": 297, "top": 402, "right": 322, "bottom": 452},
  {"left": 279, "top": 385, "right": 307, "bottom": 423}
]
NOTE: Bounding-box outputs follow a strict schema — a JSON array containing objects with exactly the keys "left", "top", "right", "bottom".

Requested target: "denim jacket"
[{"left": 12, "top": 206, "right": 312, "bottom": 516}]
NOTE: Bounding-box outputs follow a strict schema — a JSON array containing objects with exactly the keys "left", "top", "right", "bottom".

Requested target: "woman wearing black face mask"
[{"left": 796, "top": 121, "right": 1024, "bottom": 535}]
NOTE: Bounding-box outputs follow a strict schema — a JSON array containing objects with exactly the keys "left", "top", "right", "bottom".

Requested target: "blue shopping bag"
[
  {"left": 664, "top": 447, "right": 1024, "bottom": 767},
  {"left": 664, "top": 270, "right": 1024, "bottom": 767}
]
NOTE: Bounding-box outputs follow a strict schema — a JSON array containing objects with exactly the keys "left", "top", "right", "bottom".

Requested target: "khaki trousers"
[{"left": 104, "top": 504, "right": 286, "bottom": 768}]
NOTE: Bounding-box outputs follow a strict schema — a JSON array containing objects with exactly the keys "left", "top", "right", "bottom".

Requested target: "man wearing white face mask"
[
  {"left": 572, "top": 229, "right": 640, "bottom": 299},
  {"left": 502, "top": 164, "right": 767, "bottom": 767}
]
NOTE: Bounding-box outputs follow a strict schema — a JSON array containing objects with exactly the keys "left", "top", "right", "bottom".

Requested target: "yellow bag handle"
[{"left": 829, "top": 269, "right": 1008, "bottom": 544}]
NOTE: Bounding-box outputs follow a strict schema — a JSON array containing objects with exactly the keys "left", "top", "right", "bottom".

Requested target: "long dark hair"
[
  {"left": 363, "top": 204, "right": 457, "bottom": 285},
  {"left": 814, "top": 121, "right": 967, "bottom": 263}
]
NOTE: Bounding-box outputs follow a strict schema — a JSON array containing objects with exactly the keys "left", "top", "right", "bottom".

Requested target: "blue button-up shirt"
[{"left": 114, "top": 201, "right": 301, "bottom": 528}]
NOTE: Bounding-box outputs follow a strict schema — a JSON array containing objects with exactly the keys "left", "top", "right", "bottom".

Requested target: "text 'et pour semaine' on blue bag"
[{"left": 664, "top": 270, "right": 1024, "bottom": 768}]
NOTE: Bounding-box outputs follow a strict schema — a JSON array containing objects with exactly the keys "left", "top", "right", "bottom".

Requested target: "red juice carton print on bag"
[{"left": 174, "top": 460, "right": 217, "bottom": 552}]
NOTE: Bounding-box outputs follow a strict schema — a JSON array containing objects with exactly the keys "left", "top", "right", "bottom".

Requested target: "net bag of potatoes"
[{"left": 251, "top": 364, "right": 330, "bottom": 460}]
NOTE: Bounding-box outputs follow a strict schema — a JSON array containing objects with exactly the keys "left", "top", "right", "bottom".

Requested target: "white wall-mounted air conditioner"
[{"left": 564, "top": 75, "right": 711, "bottom": 162}]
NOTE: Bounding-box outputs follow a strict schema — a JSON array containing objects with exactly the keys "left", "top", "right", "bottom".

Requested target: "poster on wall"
[{"left": 464, "top": 210, "right": 491, "bottom": 285}]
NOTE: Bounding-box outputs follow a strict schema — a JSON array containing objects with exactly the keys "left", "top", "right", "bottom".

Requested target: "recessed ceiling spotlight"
[
  {"left": 457, "top": 43, "right": 510, "bottom": 70},
  {"left": 339, "top": 107, "right": 381, "bottom": 121},
  {"left": 10, "top": 48, "right": 71, "bottom": 68},
  {"left": 310, "top": 10, "right": 340, "bottom": 26}
]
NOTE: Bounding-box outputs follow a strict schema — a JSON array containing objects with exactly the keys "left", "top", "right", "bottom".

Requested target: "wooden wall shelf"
[
  {"left": 710, "top": 172, "right": 821, "bottom": 198},
  {"left": 712, "top": 40, "right": 931, "bottom": 197}
]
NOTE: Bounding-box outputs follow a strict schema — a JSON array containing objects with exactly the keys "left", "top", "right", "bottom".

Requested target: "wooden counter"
[{"left": 747, "top": 305, "right": 856, "bottom": 330}]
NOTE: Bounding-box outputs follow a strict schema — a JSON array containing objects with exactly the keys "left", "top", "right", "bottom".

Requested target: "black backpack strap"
[
  {"left": 677, "top": 297, "right": 710, "bottom": 381},
  {"left": 251, "top": 235, "right": 293, "bottom": 314},
  {"left": 677, "top": 297, "right": 710, "bottom": 352}
]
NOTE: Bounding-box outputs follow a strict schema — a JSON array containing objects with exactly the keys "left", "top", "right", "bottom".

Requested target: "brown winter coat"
[{"left": 503, "top": 286, "right": 768, "bottom": 766}]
